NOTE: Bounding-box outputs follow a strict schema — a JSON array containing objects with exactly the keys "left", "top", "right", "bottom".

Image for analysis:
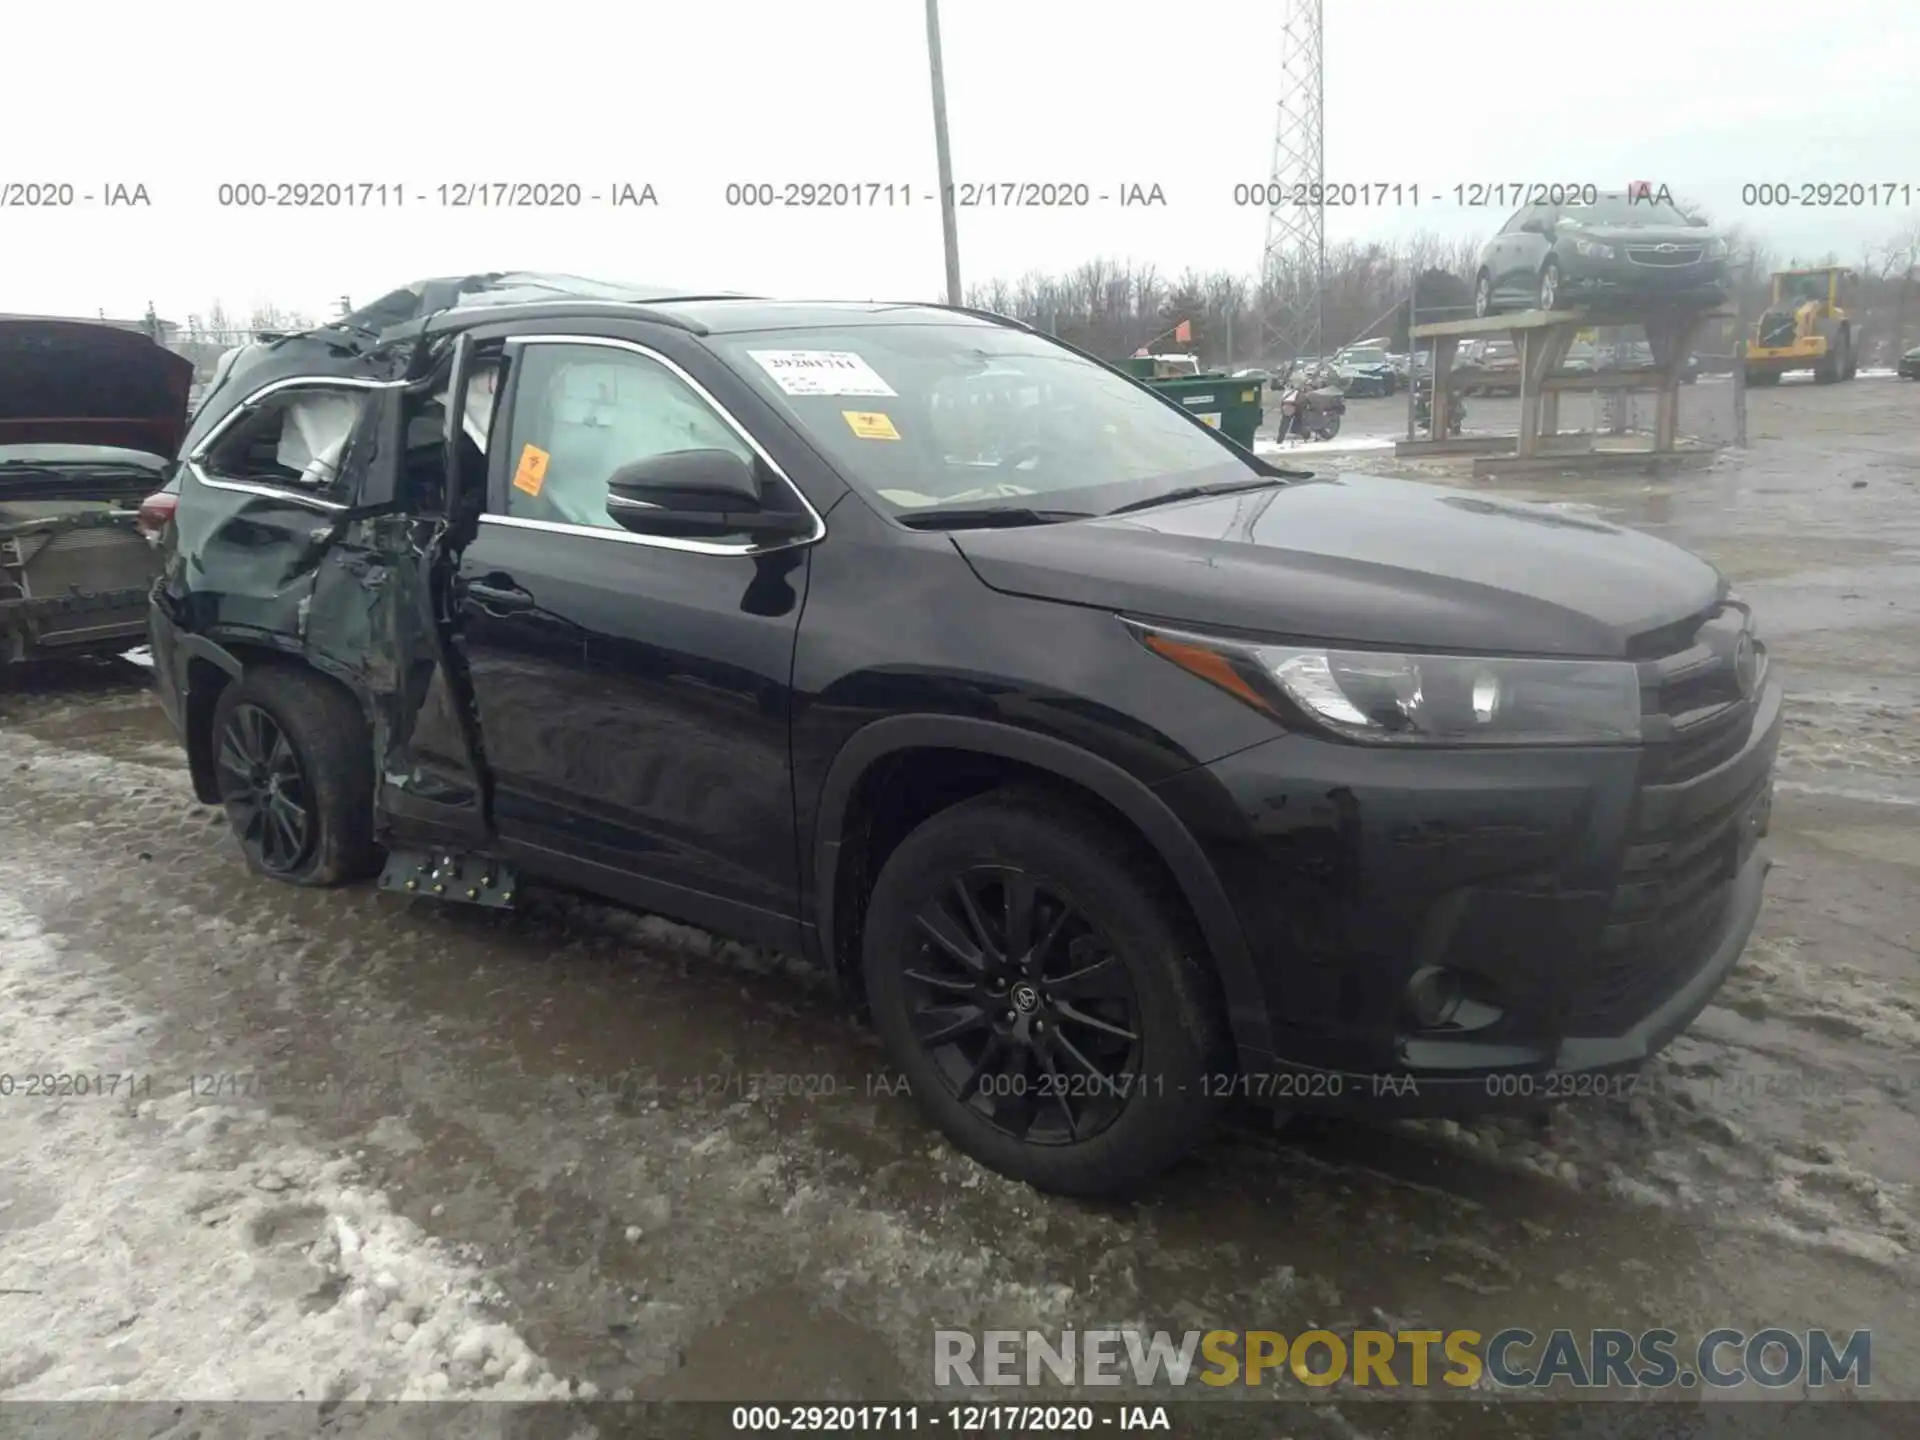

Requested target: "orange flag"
[{"left": 1174, "top": 319, "right": 1193, "bottom": 344}]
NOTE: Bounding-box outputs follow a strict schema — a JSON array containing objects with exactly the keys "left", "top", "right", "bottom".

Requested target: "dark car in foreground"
[
  {"left": 1900, "top": 345, "right": 1920, "bottom": 380},
  {"left": 1474, "top": 193, "right": 1731, "bottom": 318},
  {"left": 1, "top": 318, "right": 192, "bottom": 664},
  {"left": 150, "top": 272, "right": 1781, "bottom": 1196}
]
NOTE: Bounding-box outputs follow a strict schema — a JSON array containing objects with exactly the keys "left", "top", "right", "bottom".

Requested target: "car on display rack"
[
  {"left": 1473, "top": 192, "right": 1732, "bottom": 318},
  {"left": 1, "top": 317, "right": 193, "bottom": 665},
  {"left": 150, "top": 271, "right": 1783, "bottom": 1198}
]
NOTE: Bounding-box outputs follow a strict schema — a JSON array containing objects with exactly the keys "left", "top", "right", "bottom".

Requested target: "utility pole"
[
  {"left": 1259, "top": 0, "right": 1325, "bottom": 365},
  {"left": 925, "top": 0, "right": 962, "bottom": 305}
]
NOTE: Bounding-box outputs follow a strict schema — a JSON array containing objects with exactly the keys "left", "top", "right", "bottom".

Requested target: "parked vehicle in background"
[
  {"left": 150, "top": 272, "right": 1782, "bottom": 1198},
  {"left": 1276, "top": 376, "right": 1345, "bottom": 441},
  {"left": 1331, "top": 345, "right": 1396, "bottom": 397},
  {"left": 1597, "top": 339, "right": 1699, "bottom": 384},
  {"left": 1473, "top": 192, "right": 1732, "bottom": 318},
  {"left": 1900, "top": 344, "right": 1920, "bottom": 380},
  {"left": 1456, "top": 337, "right": 1521, "bottom": 395},
  {"left": 1, "top": 318, "right": 192, "bottom": 665}
]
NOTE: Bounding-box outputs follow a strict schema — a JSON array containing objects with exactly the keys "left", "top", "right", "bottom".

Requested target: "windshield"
[
  {"left": 0, "top": 443, "right": 168, "bottom": 469},
  {"left": 710, "top": 323, "right": 1261, "bottom": 516},
  {"left": 1559, "top": 195, "right": 1693, "bottom": 226},
  {"left": 1780, "top": 274, "right": 1830, "bottom": 302}
]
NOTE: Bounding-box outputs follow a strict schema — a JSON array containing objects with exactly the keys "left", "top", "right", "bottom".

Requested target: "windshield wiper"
[
  {"left": 1104, "top": 476, "right": 1287, "bottom": 516},
  {"left": 896, "top": 506, "right": 1094, "bottom": 530}
]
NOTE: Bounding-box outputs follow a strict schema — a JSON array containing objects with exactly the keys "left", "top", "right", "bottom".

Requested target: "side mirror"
[{"left": 604, "top": 449, "right": 810, "bottom": 540}]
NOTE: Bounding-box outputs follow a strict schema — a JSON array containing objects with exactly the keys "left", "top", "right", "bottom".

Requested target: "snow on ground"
[
  {"left": 0, "top": 876, "right": 585, "bottom": 1402},
  {"left": 1254, "top": 435, "right": 1397, "bottom": 457}
]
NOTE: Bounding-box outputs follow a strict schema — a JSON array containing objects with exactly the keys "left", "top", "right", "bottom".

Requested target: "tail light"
[{"left": 136, "top": 489, "right": 178, "bottom": 544}]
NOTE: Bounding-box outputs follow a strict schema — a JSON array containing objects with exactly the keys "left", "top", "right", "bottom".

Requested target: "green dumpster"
[{"left": 1120, "top": 357, "right": 1264, "bottom": 448}]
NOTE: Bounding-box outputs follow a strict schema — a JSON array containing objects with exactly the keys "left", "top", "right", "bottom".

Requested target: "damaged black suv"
[{"left": 151, "top": 273, "right": 1782, "bottom": 1197}]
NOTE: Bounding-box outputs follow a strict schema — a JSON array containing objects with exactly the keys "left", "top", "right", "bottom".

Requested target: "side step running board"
[{"left": 378, "top": 848, "right": 518, "bottom": 908}]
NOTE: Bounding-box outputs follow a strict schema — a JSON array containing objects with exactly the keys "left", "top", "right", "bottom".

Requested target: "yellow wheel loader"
[{"left": 1744, "top": 266, "right": 1857, "bottom": 385}]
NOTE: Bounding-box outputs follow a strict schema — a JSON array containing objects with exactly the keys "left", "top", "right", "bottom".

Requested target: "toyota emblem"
[{"left": 1733, "top": 635, "right": 1758, "bottom": 697}]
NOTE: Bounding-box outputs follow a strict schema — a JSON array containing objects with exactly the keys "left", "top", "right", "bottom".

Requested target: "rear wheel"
[
  {"left": 861, "top": 789, "right": 1229, "bottom": 1197},
  {"left": 1474, "top": 272, "right": 1494, "bottom": 318},
  {"left": 211, "top": 666, "right": 380, "bottom": 887}
]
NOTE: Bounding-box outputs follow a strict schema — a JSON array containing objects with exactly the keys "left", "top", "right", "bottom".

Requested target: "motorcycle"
[
  {"left": 1276, "top": 364, "right": 1345, "bottom": 442},
  {"left": 1413, "top": 375, "right": 1464, "bottom": 437}
]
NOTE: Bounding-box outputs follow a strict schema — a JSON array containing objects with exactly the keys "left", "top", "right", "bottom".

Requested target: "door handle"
[{"left": 465, "top": 580, "right": 535, "bottom": 614}]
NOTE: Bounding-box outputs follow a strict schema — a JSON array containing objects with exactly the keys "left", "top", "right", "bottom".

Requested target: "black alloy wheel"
[
  {"left": 905, "top": 866, "right": 1142, "bottom": 1145},
  {"left": 215, "top": 701, "right": 315, "bottom": 875}
]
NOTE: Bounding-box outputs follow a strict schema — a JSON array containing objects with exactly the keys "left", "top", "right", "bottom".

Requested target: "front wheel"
[
  {"left": 211, "top": 666, "right": 380, "bottom": 886},
  {"left": 1537, "top": 259, "right": 1562, "bottom": 311},
  {"left": 861, "top": 789, "right": 1230, "bottom": 1197},
  {"left": 1474, "top": 272, "right": 1494, "bottom": 318}
]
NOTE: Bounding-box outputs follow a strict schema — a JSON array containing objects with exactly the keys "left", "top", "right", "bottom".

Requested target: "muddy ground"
[{"left": 1, "top": 375, "right": 1915, "bottom": 1434}]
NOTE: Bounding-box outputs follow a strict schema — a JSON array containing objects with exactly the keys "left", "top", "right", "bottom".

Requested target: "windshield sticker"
[
  {"left": 747, "top": 350, "right": 898, "bottom": 397},
  {"left": 842, "top": 410, "right": 901, "bottom": 440},
  {"left": 511, "top": 442, "right": 550, "bottom": 497}
]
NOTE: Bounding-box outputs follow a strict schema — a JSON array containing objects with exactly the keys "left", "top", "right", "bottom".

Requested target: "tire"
[
  {"left": 861, "top": 788, "right": 1230, "bottom": 1198},
  {"left": 1839, "top": 332, "right": 1855, "bottom": 380},
  {"left": 1537, "top": 259, "right": 1562, "bottom": 312},
  {"left": 210, "top": 664, "right": 381, "bottom": 887},
  {"left": 1474, "top": 272, "right": 1494, "bottom": 318}
]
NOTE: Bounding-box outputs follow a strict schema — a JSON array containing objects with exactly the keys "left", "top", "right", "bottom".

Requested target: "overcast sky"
[{"left": 7, "top": 0, "right": 1917, "bottom": 323}]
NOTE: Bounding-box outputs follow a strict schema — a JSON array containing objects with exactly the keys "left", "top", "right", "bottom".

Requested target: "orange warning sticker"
[
  {"left": 511, "top": 443, "right": 550, "bottom": 497},
  {"left": 842, "top": 410, "right": 901, "bottom": 440}
]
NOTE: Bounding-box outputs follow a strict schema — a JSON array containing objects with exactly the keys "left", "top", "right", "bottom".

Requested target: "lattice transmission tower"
[{"left": 1259, "top": 0, "right": 1325, "bottom": 364}]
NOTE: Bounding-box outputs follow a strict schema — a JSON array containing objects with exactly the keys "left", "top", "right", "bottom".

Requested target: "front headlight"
[
  {"left": 1573, "top": 238, "right": 1615, "bottom": 259},
  {"left": 1128, "top": 622, "right": 1643, "bottom": 746},
  {"left": 1705, "top": 237, "right": 1729, "bottom": 260}
]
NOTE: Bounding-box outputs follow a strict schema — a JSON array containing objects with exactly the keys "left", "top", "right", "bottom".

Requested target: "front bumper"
[
  {"left": 1153, "top": 671, "right": 1783, "bottom": 1115},
  {"left": 1561, "top": 254, "right": 1728, "bottom": 308},
  {"left": 1340, "top": 373, "right": 1393, "bottom": 397}
]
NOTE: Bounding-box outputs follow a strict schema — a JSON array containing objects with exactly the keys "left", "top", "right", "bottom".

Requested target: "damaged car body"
[
  {"left": 151, "top": 273, "right": 1784, "bottom": 1197},
  {"left": 2, "top": 318, "right": 192, "bottom": 663}
]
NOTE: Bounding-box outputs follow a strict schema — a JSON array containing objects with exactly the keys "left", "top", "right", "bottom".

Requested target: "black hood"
[
  {"left": 0, "top": 319, "right": 194, "bottom": 457},
  {"left": 950, "top": 474, "right": 1725, "bottom": 658}
]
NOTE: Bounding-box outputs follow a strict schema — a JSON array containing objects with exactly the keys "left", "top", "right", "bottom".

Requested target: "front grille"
[
  {"left": 1626, "top": 244, "right": 1705, "bottom": 267},
  {"left": 1759, "top": 313, "right": 1799, "bottom": 347},
  {"left": 1565, "top": 603, "right": 1764, "bottom": 1032}
]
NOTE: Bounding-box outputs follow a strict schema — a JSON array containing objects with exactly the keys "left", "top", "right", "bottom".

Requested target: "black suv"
[{"left": 150, "top": 273, "right": 1782, "bottom": 1196}]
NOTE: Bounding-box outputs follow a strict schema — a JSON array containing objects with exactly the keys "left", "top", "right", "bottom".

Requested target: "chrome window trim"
[
  {"left": 485, "top": 333, "right": 827, "bottom": 557},
  {"left": 186, "top": 374, "right": 400, "bottom": 511}
]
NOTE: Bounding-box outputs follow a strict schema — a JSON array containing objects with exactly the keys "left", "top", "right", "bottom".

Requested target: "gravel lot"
[{"left": 1, "top": 375, "right": 1915, "bottom": 1434}]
